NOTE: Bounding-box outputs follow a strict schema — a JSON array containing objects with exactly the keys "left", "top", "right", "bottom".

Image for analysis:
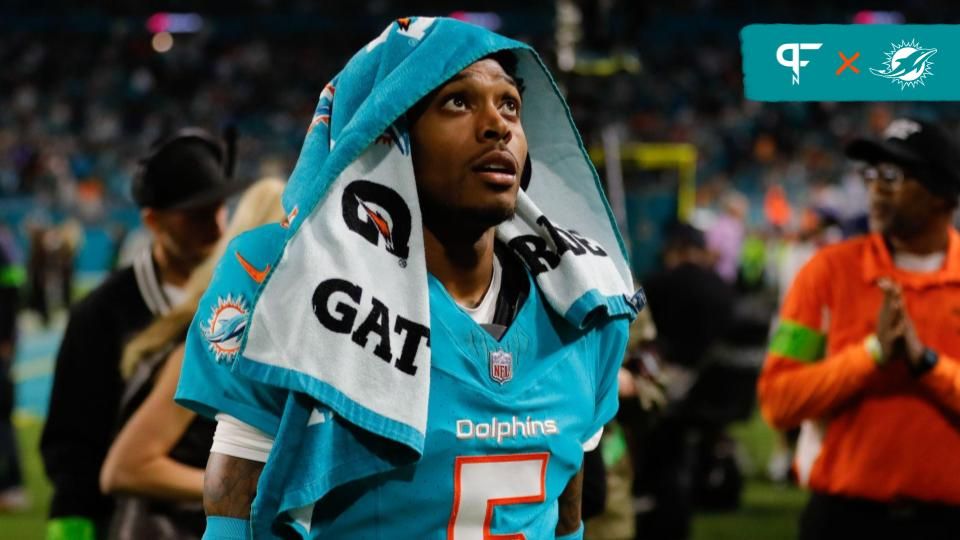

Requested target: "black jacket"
[{"left": 40, "top": 248, "right": 173, "bottom": 530}]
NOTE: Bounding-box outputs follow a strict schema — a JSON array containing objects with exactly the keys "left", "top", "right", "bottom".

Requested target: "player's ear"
[{"left": 520, "top": 152, "right": 532, "bottom": 191}]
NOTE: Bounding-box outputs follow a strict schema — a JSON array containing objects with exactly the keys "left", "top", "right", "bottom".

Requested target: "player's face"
[
  {"left": 147, "top": 201, "right": 227, "bottom": 269},
  {"left": 864, "top": 162, "right": 944, "bottom": 236},
  {"left": 410, "top": 58, "right": 528, "bottom": 233}
]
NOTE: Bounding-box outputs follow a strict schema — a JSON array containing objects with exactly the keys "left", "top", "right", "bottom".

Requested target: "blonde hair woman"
[{"left": 99, "top": 178, "right": 285, "bottom": 540}]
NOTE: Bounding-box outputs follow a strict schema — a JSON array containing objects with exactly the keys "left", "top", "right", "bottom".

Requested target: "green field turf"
[
  {"left": 1, "top": 416, "right": 51, "bottom": 540},
  {"left": 692, "top": 481, "right": 807, "bottom": 540}
]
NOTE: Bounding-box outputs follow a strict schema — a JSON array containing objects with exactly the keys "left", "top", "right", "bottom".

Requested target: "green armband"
[{"left": 46, "top": 517, "right": 96, "bottom": 540}]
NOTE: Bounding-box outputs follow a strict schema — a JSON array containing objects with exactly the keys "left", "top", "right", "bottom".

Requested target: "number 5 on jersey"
[{"left": 447, "top": 453, "right": 550, "bottom": 540}]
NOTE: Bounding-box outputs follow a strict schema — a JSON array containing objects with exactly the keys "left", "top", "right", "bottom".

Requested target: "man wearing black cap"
[
  {"left": 40, "top": 128, "right": 246, "bottom": 540},
  {"left": 758, "top": 118, "right": 960, "bottom": 539}
]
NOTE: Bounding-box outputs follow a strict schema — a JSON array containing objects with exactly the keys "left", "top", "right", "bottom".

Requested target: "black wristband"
[{"left": 910, "top": 347, "right": 939, "bottom": 377}]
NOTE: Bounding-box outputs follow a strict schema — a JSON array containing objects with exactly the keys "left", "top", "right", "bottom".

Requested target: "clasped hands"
[{"left": 874, "top": 278, "right": 926, "bottom": 370}]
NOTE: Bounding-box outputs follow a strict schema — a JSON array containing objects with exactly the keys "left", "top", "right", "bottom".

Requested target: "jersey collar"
[{"left": 862, "top": 228, "right": 960, "bottom": 288}]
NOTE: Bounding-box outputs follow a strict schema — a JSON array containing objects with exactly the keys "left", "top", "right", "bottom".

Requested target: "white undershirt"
[
  {"left": 893, "top": 251, "right": 946, "bottom": 272},
  {"left": 212, "top": 414, "right": 273, "bottom": 463},
  {"left": 456, "top": 255, "right": 502, "bottom": 325}
]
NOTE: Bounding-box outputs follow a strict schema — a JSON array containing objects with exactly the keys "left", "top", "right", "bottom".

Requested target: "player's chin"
[{"left": 462, "top": 198, "right": 518, "bottom": 229}]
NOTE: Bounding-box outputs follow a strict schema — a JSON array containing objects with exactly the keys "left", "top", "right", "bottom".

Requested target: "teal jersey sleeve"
[
  {"left": 174, "top": 223, "right": 288, "bottom": 435},
  {"left": 585, "top": 316, "right": 630, "bottom": 442}
]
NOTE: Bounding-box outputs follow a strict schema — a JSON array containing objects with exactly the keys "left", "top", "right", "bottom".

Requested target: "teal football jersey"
[{"left": 176, "top": 225, "right": 629, "bottom": 539}]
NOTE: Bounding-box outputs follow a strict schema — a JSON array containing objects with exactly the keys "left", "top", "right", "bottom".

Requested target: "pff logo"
[{"left": 777, "top": 43, "right": 823, "bottom": 85}]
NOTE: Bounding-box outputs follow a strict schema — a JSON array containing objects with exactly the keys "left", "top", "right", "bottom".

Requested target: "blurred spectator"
[
  {"left": 99, "top": 178, "right": 285, "bottom": 540},
  {"left": 24, "top": 221, "right": 82, "bottom": 326},
  {"left": 39, "top": 128, "right": 244, "bottom": 540},
  {"left": 645, "top": 224, "right": 735, "bottom": 370},
  {"left": 705, "top": 191, "right": 748, "bottom": 284},
  {"left": 634, "top": 223, "right": 737, "bottom": 540},
  {"left": 0, "top": 223, "right": 26, "bottom": 512},
  {"left": 25, "top": 225, "right": 49, "bottom": 325}
]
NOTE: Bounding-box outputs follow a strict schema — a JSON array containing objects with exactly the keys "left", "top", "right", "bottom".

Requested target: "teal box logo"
[{"left": 741, "top": 24, "right": 959, "bottom": 101}]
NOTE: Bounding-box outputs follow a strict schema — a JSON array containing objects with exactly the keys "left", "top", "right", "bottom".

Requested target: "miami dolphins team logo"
[
  {"left": 204, "top": 294, "right": 249, "bottom": 361},
  {"left": 870, "top": 39, "right": 937, "bottom": 90},
  {"left": 342, "top": 180, "right": 412, "bottom": 264}
]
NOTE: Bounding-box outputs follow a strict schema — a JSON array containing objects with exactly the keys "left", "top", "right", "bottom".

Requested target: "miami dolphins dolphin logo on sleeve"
[{"left": 204, "top": 294, "right": 249, "bottom": 361}]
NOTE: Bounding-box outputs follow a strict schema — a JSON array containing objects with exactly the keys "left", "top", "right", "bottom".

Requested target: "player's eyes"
[
  {"left": 500, "top": 97, "right": 521, "bottom": 116},
  {"left": 441, "top": 94, "right": 469, "bottom": 112}
]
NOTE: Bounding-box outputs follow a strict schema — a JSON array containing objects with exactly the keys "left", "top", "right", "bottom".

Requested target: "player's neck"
[{"left": 423, "top": 226, "right": 496, "bottom": 308}]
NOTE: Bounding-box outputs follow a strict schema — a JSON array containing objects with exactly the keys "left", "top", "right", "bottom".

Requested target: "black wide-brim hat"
[{"left": 133, "top": 127, "right": 252, "bottom": 210}]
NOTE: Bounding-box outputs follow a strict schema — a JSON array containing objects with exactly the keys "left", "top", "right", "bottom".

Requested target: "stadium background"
[{"left": 2, "top": 1, "right": 960, "bottom": 538}]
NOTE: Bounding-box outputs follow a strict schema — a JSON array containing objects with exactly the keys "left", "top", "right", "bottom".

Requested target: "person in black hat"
[
  {"left": 40, "top": 128, "right": 247, "bottom": 540},
  {"left": 758, "top": 117, "right": 960, "bottom": 540},
  {"left": 846, "top": 118, "right": 960, "bottom": 242}
]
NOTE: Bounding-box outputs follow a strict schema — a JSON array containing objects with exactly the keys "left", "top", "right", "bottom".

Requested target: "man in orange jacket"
[{"left": 759, "top": 118, "right": 960, "bottom": 540}]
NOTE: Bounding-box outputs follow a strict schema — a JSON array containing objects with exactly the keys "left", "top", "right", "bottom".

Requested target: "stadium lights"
[
  {"left": 448, "top": 11, "right": 502, "bottom": 31},
  {"left": 146, "top": 13, "right": 204, "bottom": 34},
  {"left": 151, "top": 32, "right": 174, "bottom": 53},
  {"left": 852, "top": 10, "right": 905, "bottom": 24}
]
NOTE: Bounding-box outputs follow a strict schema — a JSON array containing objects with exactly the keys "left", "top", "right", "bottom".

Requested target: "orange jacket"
[{"left": 759, "top": 229, "right": 960, "bottom": 504}]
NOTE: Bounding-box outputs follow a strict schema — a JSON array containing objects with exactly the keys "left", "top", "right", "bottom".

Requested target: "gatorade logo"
[{"left": 342, "top": 180, "right": 412, "bottom": 264}]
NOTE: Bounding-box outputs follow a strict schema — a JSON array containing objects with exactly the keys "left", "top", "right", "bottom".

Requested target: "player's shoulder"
[
  {"left": 234, "top": 221, "right": 288, "bottom": 252},
  {"left": 193, "top": 223, "right": 287, "bottom": 360},
  {"left": 211, "top": 223, "right": 287, "bottom": 293},
  {"left": 546, "top": 295, "right": 631, "bottom": 358},
  {"left": 226, "top": 222, "right": 287, "bottom": 271},
  {"left": 179, "top": 225, "right": 291, "bottom": 429},
  {"left": 589, "top": 312, "right": 631, "bottom": 349}
]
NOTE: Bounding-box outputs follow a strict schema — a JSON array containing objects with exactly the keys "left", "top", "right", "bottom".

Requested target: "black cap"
[
  {"left": 132, "top": 127, "right": 247, "bottom": 210},
  {"left": 846, "top": 118, "right": 960, "bottom": 199}
]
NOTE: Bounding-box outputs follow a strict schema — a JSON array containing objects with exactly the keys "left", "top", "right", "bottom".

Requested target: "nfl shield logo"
[{"left": 489, "top": 350, "right": 513, "bottom": 385}]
